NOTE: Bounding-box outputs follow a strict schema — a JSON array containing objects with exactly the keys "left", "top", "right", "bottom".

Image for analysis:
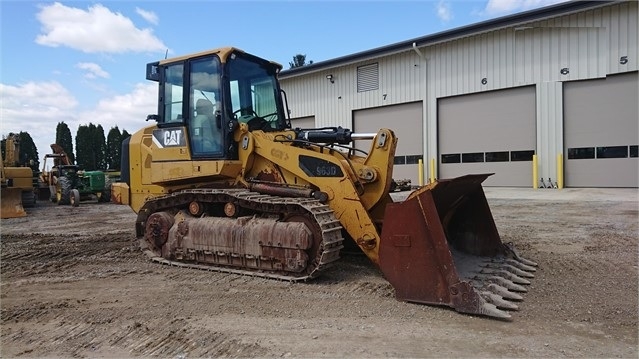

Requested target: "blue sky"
[{"left": 0, "top": 0, "right": 566, "bottom": 167}]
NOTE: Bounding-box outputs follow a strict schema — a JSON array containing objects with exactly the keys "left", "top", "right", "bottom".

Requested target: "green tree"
[
  {"left": 289, "top": 54, "right": 313, "bottom": 69},
  {"left": 95, "top": 124, "right": 106, "bottom": 170},
  {"left": 1, "top": 135, "right": 10, "bottom": 165},
  {"left": 75, "top": 125, "right": 92, "bottom": 169},
  {"left": 106, "top": 126, "right": 122, "bottom": 170},
  {"left": 75, "top": 123, "right": 105, "bottom": 170},
  {"left": 1, "top": 132, "right": 39, "bottom": 171},
  {"left": 17, "top": 132, "right": 39, "bottom": 171},
  {"left": 55, "top": 122, "right": 75, "bottom": 164}
]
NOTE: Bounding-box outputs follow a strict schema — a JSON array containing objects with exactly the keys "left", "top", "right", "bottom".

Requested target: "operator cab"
[{"left": 146, "top": 48, "right": 289, "bottom": 159}]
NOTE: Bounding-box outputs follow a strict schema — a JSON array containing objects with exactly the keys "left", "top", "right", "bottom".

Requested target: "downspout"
[
  {"left": 413, "top": 42, "right": 432, "bottom": 183},
  {"left": 412, "top": 42, "right": 424, "bottom": 59}
]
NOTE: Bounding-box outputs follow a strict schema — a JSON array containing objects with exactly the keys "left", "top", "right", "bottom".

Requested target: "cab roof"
[{"left": 158, "top": 46, "right": 282, "bottom": 70}]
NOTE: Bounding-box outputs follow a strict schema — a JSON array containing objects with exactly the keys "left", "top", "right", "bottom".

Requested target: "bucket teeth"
[
  {"left": 512, "top": 255, "right": 538, "bottom": 268},
  {"left": 486, "top": 283, "right": 524, "bottom": 301},
  {"left": 481, "top": 291, "right": 519, "bottom": 311},
  {"left": 502, "top": 264, "right": 535, "bottom": 278},
  {"left": 475, "top": 275, "right": 528, "bottom": 292},
  {"left": 478, "top": 268, "right": 531, "bottom": 285},
  {"left": 504, "top": 258, "right": 537, "bottom": 272},
  {"left": 506, "top": 272, "right": 531, "bottom": 285},
  {"left": 479, "top": 268, "right": 530, "bottom": 284},
  {"left": 469, "top": 280, "right": 524, "bottom": 301},
  {"left": 478, "top": 300, "right": 512, "bottom": 320},
  {"left": 482, "top": 262, "right": 535, "bottom": 278}
]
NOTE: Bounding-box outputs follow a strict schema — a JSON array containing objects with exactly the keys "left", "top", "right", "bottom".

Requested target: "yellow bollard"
[
  {"left": 557, "top": 153, "right": 564, "bottom": 189},
  {"left": 429, "top": 158, "right": 436, "bottom": 184},
  {"left": 418, "top": 159, "right": 424, "bottom": 186},
  {"left": 532, "top": 155, "right": 538, "bottom": 189}
]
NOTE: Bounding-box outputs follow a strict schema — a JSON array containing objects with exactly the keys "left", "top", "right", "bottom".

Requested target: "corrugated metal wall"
[
  {"left": 281, "top": 50, "right": 425, "bottom": 124},
  {"left": 280, "top": 1, "right": 638, "bottom": 184}
]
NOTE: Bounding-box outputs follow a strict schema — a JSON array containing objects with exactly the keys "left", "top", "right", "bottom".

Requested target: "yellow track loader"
[
  {"left": 1, "top": 134, "right": 35, "bottom": 218},
  {"left": 117, "top": 47, "right": 536, "bottom": 319},
  {"left": 1, "top": 160, "right": 27, "bottom": 219}
]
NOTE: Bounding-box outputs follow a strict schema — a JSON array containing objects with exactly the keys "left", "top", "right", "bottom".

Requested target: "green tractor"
[
  {"left": 40, "top": 145, "right": 111, "bottom": 207},
  {"left": 48, "top": 165, "right": 111, "bottom": 207}
]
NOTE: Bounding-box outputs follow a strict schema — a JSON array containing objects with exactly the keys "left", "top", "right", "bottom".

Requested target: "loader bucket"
[
  {"left": 379, "top": 174, "right": 537, "bottom": 320},
  {"left": 1, "top": 187, "right": 27, "bottom": 219}
]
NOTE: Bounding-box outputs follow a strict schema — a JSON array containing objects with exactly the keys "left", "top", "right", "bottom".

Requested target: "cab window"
[
  {"left": 163, "top": 63, "right": 184, "bottom": 123},
  {"left": 227, "top": 53, "right": 284, "bottom": 131},
  {"left": 189, "top": 56, "right": 223, "bottom": 156}
]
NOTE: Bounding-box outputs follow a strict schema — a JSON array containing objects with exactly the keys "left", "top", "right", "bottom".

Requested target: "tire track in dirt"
[
  {"left": 114, "top": 317, "right": 266, "bottom": 358},
  {"left": 1, "top": 301, "right": 75, "bottom": 324},
  {"left": 1, "top": 233, "right": 139, "bottom": 278}
]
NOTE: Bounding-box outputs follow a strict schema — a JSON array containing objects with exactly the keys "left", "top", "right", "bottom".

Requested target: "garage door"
[
  {"left": 438, "top": 86, "right": 536, "bottom": 187},
  {"left": 564, "top": 72, "right": 638, "bottom": 188},
  {"left": 289, "top": 116, "right": 315, "bottom": 129},
  {"left": 353, "top": 102, "right": 423, "bottom": 185}
]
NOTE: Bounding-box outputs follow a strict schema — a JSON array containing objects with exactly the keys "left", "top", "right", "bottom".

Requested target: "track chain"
[{"left": 136, "top": 188, "right": 344, "bottom": 281}]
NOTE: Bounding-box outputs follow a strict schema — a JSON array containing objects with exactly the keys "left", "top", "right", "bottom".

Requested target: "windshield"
[{"left": 226, "top": 52, "right": 286, "bottom": 131}]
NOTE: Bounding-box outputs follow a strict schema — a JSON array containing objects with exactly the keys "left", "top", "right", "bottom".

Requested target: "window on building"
[
  {"left": 596, "top": 146, "right": 628, "bottom": 159},
  {"left": 405, "top": 155, "right": 423, "bottom": 164},
  {"left": 441, "top": 154, "right": 461, "bottom": 164},
  {"left": 462, "top": 152, "right": 484, "bottom": 163},
  {"left": 485, "top": 151, "right": 510, "bottom": 162},
  {"left": 511, "top": 150, "right": 534, "bottom": 161},
  {"left": 568, "top": 147, "right": 595, "bottom": 160}
]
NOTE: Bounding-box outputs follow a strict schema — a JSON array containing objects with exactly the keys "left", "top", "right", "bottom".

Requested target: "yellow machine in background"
[
  {"left": 118, "top": 47, "right": 537, "bottom": 319},
  {"left": 1, "top": 160, "right": 27, "bottom": 219},
  {"left": 1, "top": 134, "right": 36, "bottom": 218}
]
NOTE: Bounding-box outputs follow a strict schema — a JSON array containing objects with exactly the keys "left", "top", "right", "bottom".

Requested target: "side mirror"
[{"left": 146, "top": 114, "right": 160, "bottom": 122}]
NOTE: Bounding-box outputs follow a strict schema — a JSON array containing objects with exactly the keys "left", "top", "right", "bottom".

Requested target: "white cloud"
[
  {"left": 436, "top": 0, "right": 452, "bottom": 22},
  {"left": 1, "top": 81, "right": 79, "bottom": 167},
  {"left": 77, "top": 82, "right": 157, "bottom": 134},
  {"left": 76, "top": 62, "right": 110, "bottom": 79},
  {"left": 0, "top": 81, "right": 78, "bottom": 118},
  {"left": 136, "top": 7, "right": 159, "bottom": 25},
  {"left": 35, "top": 2, "right": 167, "bottom": 54},
  {"left": 0, "top": 81, "right": 155, "bottom": 168},
  {"left": 483, "top": 0, "right": 569, "bottom": 16}
]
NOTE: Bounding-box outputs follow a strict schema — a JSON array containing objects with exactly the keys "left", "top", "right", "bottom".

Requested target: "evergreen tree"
[
  {"left": 289, "top": 54, "right": 313, "bottom": 69},
  {"left": 1, "top": 132, "right": 39, "bottom": 170},
  {"left": 55, "top": 122, "right": 75, "bottom": 164},
  {"left": 17, "top": 132, "right": 39, "bottom": 171},
  {"left": 95, "top": 124, "right": 107, "bottom": 170},
  {"left": 75, "top": 125, "right": 93, "bottom": 170},
  {"left": 76, "top": 123, "right": 107, "bottom": 170},
  {"left": 106, "top": 126, "right": 122, "bottom": 170},
  {"left": 0, "top": 135, "right": 8, "bottom": 164}
]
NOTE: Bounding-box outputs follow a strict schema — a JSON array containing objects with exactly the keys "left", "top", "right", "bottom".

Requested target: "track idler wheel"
[{"left": 144, "top": 211, "right": 174, "bottom": 253}]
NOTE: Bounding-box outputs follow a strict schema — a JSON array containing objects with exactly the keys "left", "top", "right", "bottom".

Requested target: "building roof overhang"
[{"left": 279, "top": 0, "right": 614, "bottom": 79}]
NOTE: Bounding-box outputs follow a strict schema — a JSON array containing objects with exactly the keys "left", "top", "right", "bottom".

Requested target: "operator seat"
[{"left": 192, "top": 99, "right": 220, "bottom": 153}]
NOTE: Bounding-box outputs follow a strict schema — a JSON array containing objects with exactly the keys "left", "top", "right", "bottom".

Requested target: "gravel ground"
[{"left": 1, "top": 188, "right": 637, "bottom": 358}]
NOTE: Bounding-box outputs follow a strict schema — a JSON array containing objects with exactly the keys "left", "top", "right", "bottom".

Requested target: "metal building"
[{"left": 279, "top": 0, "right": 638, "bottom": 188}]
